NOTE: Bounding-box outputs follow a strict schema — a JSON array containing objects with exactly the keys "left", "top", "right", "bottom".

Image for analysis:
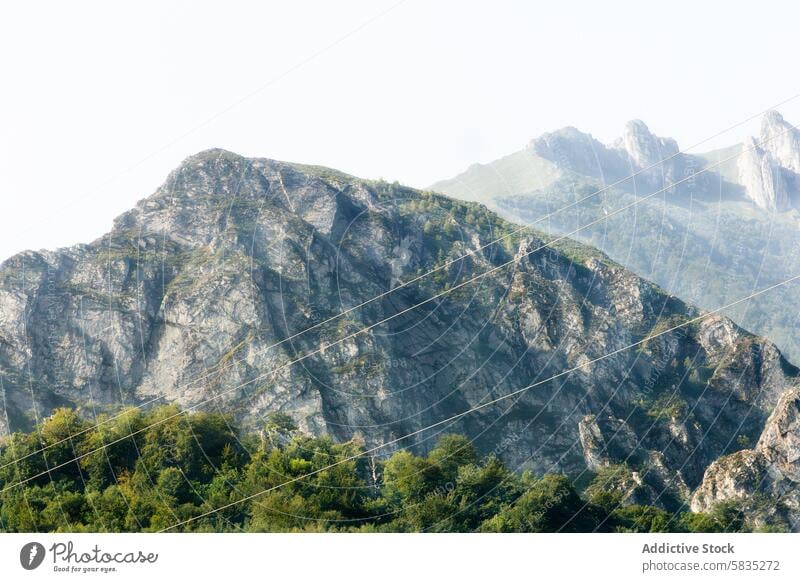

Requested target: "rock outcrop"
[
  {"left": 613, "top": 120, "right": 680, "bottom": 170},
  {"left": 692, "top": 386, "right": 800, "bottom": 529},
  {"left": 760, "top": 111, "right": 800, "bottom": 174},
  {"left": 529, "top": 119, "right": 709, "bottom": 196},
  {"left": 737, "top": 111, "right": 800, "bottom": 211},
  {"left": 530, "top": 126, "right": 626, "bottom": 181}
]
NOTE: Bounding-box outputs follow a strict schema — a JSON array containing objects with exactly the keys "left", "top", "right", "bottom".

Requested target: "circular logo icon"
[{"left": 20, "top": 542, "right": 46, "bottom": 570}]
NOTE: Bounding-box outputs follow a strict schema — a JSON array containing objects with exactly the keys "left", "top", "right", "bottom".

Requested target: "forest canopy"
[{"left": 0, "top": 406, "right": 763, "bottom": 533}]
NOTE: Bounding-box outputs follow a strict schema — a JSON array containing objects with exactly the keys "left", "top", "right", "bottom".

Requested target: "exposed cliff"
[
  {"left": 692, "top": 385, "right": 800, "bottom": 528},
  {"left": 737, "top": 111, "right": 800, "bottom": 211}
]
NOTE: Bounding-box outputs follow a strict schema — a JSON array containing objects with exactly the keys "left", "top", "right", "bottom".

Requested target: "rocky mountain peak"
[
  {"left": 613, "top": 119, "right": 679, "bottom": 169},
  {"left": 737, "top": 137, "right": 791, "bottom": 211},
  {"left": 529, "top": 126, "right": 627, "bottom": 181},
  {"left": 112, "top": 149, "right": 378, "bottom": 245},
  {"left": 527, "top": 119, "right": 691, "bottom": 194},
  {"left": 529, "top": 127, "right": 605, "bottom": 172},
  {"left": 762, "top": 109, "right": 786, "bottom": 129},
  {"left": 759, "top": 110, "right": 800, "bottom": 173},
  {"left": 736, "top": 111, "right": 800, "bottom": 211}
]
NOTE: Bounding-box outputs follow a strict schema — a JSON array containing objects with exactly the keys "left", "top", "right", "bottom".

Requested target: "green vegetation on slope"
[{"left": 0, "top": 406, "right": 768, "bottom": 533}]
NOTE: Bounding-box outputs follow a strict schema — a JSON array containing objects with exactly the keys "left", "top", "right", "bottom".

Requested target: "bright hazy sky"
[{"left": 2, "top": 0, "right": 799, "bottom": 261}]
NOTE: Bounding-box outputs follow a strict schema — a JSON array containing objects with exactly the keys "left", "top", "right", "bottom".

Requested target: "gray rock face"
[
  {"left": 760, "top": 111, "right": 800, "bottom": 174},
  {"left": 530, "top": 120, "right": 709, "bottom": 196},
  {"left": 692, "top": 386, "right": 800, "bottom": 528},
  {"left": 737, "top": 111, "right": 800, "bottom": 211},
  {"left": 613, "top": 120, "right": 680, "bottom": 169},
  {"left": 738, "top": 137, "right": 792, "bottom": 211},
  {"left": 0, "top": 149, "right": 797, "bottom": 503},
  {"left": 530, "top": 127, "right": 626, "bottom": 181}
]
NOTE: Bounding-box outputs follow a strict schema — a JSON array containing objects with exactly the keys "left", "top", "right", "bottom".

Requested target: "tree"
[
  {"left": 427, "top": 434, "right": 479, "bottom": 481},
  {"left": 382, "top": 450, "right": 445, "bottom": 505},
  {"left": 263, "top": 412, "right": 297, "bottom": 449},
  {"left": 481, "top": 474, "right": 598, "bottom": 532},
  {"left": 681, "top": 501, "right": 748, "bottom": 532},
  {"left": 612, "top": 505, "right": 679, "bottom": 533}
]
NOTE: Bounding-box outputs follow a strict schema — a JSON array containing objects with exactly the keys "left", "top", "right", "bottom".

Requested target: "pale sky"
[{"left": 2, "top": 0, "right": 799, "bottom": 261}]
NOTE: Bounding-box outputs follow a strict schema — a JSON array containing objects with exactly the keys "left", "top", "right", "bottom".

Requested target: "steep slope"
[{"left": 0, "top": 149, "right": 797, "bottom": 512}]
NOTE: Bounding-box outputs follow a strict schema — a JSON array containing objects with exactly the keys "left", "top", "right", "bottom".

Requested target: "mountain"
[
  {"left": 1, "top": 149, "right": 799, "bottom": 524},
  {"left": 528, "top": 119, "right": 713, "bottom": 198},
  {"left": 431, "top": 112, "right": 800, "bottom": 365},
  {"left": 433, "top": 111, "right": 800, "bottom": 211},
  {"left": 433, "top": 118, "right": 721, "bottom": 208}
]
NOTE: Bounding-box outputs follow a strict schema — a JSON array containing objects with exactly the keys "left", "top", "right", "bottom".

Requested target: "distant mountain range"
[
  {"left": 432, "top": 112, "right": 800, "bottom": 364},
  {"left": 434, "top": 110, "right": 800, "bottom": 211}
]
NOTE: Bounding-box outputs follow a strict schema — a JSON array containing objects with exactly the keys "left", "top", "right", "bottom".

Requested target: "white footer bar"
[{"left": 1, "top": 533, "right": 796, "bottom": 581}]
